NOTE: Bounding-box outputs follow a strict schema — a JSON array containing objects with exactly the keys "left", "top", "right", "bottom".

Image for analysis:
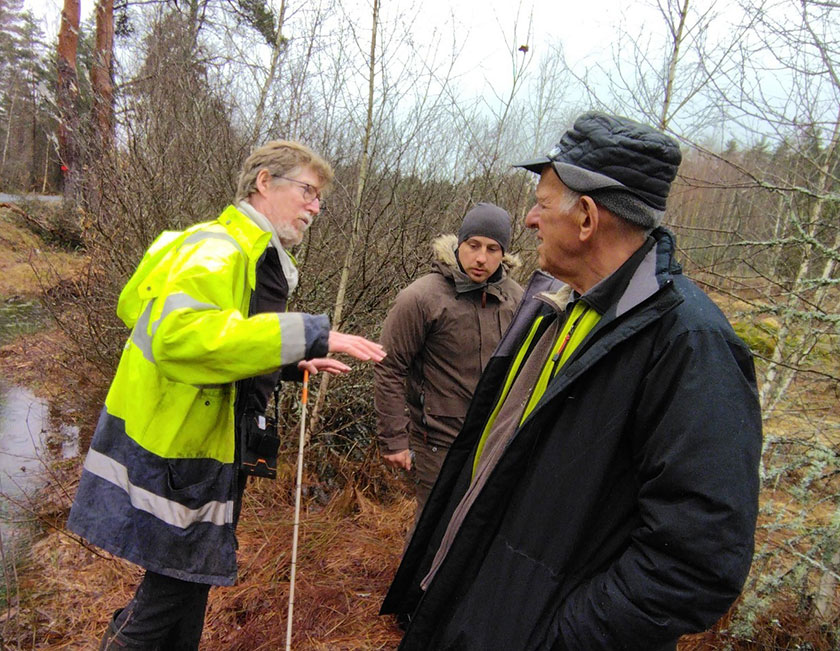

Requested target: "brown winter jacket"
[{"left": 374, "top": 234, "right": 523, "bottom": 453}]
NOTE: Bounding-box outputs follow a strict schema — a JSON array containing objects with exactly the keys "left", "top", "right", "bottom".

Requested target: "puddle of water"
[
  {"left": 0, "top": 382, "right": 79, "bottom": 573},
  {"left": 0, "top": 294, "right": 78, "bottom": 586},
  {"left": 0, "top": 299, "right": 49, "bottom": 348},
  {"left": 0, "top": 384, "right": 48, "bottom": 551},
  {"left": 0, "top": 385, "right": 48, "bottom": 497}
]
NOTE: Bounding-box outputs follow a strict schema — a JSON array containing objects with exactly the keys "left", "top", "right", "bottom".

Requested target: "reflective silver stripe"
[
  {"left": 83, "top": 448, "right": 234, "bottom": 528},
  {"left": 278, "top": 313, "right": 306, "bottom": 365},
  {"left": 131, "top": 300, "right": 156, "bottom": 363},
  {"left": 127, "top": 228, "right": 244, "bottom": 364},
  {"left": 152, "top": 293, "right": 220, "bottom": 335},
  {"left": 181, "top": 230, "right": 245, "bottom": 258},
  {"left": 129, "top": 294, "right": 221, "bottom": 363}
]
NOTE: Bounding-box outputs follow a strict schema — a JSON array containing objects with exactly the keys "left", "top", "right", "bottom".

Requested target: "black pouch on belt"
[{"left": 239, "top": 411, "right": 281, "bottom": 478}]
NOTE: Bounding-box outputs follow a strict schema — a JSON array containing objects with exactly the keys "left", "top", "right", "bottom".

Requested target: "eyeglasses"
[{"left": 273, "top": 175, "right": 323, "bottom": 205}]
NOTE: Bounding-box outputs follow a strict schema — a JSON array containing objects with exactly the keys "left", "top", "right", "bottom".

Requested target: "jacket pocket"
[
  {"left": 423, "top": 391, "right": 469, "bottom": 418},
  {"left": 165, "top": 457, "right": 228, "bottom": 505}
]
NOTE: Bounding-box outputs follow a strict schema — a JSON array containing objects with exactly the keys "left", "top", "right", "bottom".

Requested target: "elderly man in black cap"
[
  {"left": 374, "top": 203, "right": 523, "bottom": 525},
  {"left": 381, "top": 112, "right": 762, "bottom": 650}
]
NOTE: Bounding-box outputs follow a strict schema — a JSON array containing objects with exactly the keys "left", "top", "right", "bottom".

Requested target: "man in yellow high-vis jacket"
[{"left": 68, "top": 141, "right": 384, "bottom": 650}]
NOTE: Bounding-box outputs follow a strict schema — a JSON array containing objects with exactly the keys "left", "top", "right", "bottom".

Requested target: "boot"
[{"left": 99, "top": 610, "right": 159, "bottom": 650}]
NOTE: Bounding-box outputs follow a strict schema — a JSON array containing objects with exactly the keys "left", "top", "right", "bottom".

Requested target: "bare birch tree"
[
  {"left": 248, "top": 0, "right": 287, "bottom": 144},
  {"left": 309, "top": 0, "right": 379, "bottom": 433},
  {"left": 578, "top": 0, "right": 747, "bottom": 138}
]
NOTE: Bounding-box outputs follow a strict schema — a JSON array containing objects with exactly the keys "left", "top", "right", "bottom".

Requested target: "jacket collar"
[
  {"left": 497, "top": 228, "right": 681, "bottom": 362},
  {"left": 215, "top": 205, "right": 272, "bottom": 291},
  {"left": 236, "top": 200, "right": 299, "bottom": 295},
  {"left": 534, "top": 227, "right": 679, "bottom": 318},
  {"left": 611, "top": 226, "right": 680, "bottom": 319}
]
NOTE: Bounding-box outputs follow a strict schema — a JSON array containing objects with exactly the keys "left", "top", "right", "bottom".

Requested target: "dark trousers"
[
  {"left": 409, "top": 433, "right": 449, "bottom": 526},
  {"left": 111, "top": 570, "right": 211, "bottom": 650}
]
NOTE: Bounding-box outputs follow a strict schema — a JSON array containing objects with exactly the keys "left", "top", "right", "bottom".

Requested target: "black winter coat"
[{"left": 381, "top": 228, "right": 762, "bottom": 650}]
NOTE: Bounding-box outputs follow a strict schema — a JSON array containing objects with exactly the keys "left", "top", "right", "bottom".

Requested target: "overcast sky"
[
  {"left": 24, "top": 0, "right": 748, "bottom": 143},
  {"left": 27, "top": 0, "right": 622, "bottom": 45},
  {"left": 25, "top": 0, "right": 642, "bottom": 79},
  {"left": 22, "top": 0, "right": 637, "bottom": 111}
]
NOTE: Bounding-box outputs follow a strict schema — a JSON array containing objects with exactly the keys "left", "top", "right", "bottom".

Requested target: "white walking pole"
[{"left": 286, "top": 369, "right": 309, "bottom": 651}]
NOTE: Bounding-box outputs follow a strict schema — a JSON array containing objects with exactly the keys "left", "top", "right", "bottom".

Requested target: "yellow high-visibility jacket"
[{"left": 67, "top": 205, "right": 329, "bottom": 585}]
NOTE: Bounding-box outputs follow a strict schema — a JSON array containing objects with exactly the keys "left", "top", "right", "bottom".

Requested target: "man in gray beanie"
[
  {"left": 374, "top": 203, "right": 523, "bottom": 526},
  {"left": 382, "top": 112, "right": 761, "bottom": 649}
]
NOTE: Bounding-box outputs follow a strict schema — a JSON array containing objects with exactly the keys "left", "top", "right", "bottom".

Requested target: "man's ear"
[
  {"left": 578, "top": 195, "right": 599, "bottom": 243},
  {"left": 254, "top": 169, "right": 273, "bottom": 196}
]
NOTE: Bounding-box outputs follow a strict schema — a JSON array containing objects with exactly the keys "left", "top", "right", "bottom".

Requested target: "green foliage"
[
  {"left": 233, "top": 0, "right": 282, "bottom": 47},
  {"left": 731, "top": 319, "right": 778, "bottom": 358}
]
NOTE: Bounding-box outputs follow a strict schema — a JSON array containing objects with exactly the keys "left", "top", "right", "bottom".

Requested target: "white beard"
[
  {"left": 276, "top": 223, "right": 303, "bottom": 247},
  {"left": 277, "top": 216, "right": 312, "bottom": 247}
]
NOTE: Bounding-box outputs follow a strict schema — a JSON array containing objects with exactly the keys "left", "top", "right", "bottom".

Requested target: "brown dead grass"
[
  {"left": 0, "top": 208, "right": 88, "bottom": 300},
  {"left": 205, "top": 477, "right": 411, "bottom": 650}
]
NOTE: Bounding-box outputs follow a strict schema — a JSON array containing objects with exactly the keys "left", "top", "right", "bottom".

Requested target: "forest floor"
[{"left": 0, "top": 204, "right": 837, "bottom": 649}]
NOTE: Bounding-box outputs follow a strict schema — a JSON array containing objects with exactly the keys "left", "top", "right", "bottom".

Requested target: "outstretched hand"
[
  {"left": 327, "top": 331, "right": 386, "bottom": 363},
  {"left": 297, "top": 358, "right": 352, "bottom": 375}
]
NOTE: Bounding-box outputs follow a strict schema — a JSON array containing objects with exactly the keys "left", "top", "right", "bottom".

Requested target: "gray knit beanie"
[{"left": 457, "top": 202, "right": 512, "bottom": 251}]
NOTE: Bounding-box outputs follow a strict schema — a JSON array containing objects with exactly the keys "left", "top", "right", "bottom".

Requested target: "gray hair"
[
  {"left": 559, "top": 185, "right": 655, "bottom": 235},
  {"left": 235, "top": 140, "right": 334, "bottom": 202},
  {"left": 590, "top": 190, "right": 661, "bottom": 233},
  {"left": 558, "top": 186, "right": 583, "bottom": 213}
]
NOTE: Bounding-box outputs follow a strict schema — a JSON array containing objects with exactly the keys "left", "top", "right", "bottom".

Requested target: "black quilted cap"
[{"left": 515, "top": 112, "right": 682, "bottom": 211}]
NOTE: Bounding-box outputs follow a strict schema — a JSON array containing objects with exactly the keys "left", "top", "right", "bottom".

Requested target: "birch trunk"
[
  {"left": 250, "top": 0, "right": 287, "bottom": 145},
  {"left": 309, "top": 0, "right": 379, "bottom": 434}
]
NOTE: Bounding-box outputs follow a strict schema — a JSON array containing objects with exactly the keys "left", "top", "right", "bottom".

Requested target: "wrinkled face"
[
  {"left": 457, "top": 235, "right": 504, "bottom": 283},
  {"left": 524, "top": 169, "right": 583, "bottom": 281},
  {"left": 255, "top": 166, "right": 323, "bottom": 247}
]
